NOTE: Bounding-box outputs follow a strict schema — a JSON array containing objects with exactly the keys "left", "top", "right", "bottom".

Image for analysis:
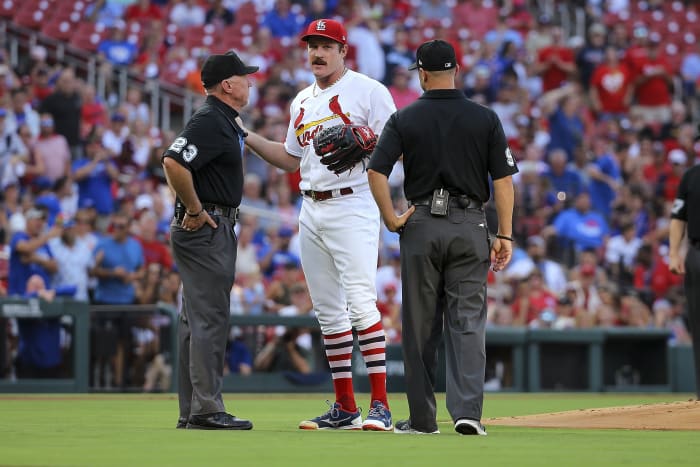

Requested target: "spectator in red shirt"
[
  {"left": 80, "top": 84, "right": 108, "bottom": 139},
  {"left": 124, "top": 0, "right": 163, "bottom": 22},
  {"left": 631, "top": 33, "right": 673, "bottom": 125},
  {"left": 641, "top": 140, "right": 671, "bottom": 185},
  {"left": 511, "top": 270, "right": 557, "bottom": 326},
  {"left": 656, "top": 149, "right": 687, "bottom": 202},
  {"left": 135, "top": 211, "right": 172, "bottom": 270},
  {"left": 590, "top": 46, "right": 633, "bottom": 119},
  {"left": 388, "top": 67, "right": 419, "bottom": 110},
  {"left": 534, "top": 25, "right": 576, "bottom": 92}
]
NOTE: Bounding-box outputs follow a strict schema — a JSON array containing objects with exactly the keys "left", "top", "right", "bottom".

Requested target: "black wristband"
[
  {"left": 186, "top": 208, "right": 204, "bottom": 217},
  {"left": 496, "top": 234, "right": 513, "bottom": 242}
]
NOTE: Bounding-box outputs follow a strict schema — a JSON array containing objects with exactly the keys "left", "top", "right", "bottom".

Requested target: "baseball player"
[{"left": 243, "top": 18, "right": 397, "bottom": 431}]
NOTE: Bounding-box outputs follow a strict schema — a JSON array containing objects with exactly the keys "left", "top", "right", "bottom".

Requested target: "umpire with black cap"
[
  {"left": 368, "top": 39, "right": 518, "bottom": 435},
  {"left": 162, "top": 50, "right": 256, "bottom": 430},
  {"left": 669, "top": 162, "right": 700, "bottom": 399}
]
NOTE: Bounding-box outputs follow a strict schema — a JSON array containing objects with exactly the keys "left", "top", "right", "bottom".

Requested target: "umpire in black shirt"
[
  {"left": 669, "top": 162, "right": 700, "bottom": 399},
  {"left": 368, "top": 40, "right": 517, "bottom": 435},
  {"left": 162, "top": 51, "right": 255, "bottom": 430}
]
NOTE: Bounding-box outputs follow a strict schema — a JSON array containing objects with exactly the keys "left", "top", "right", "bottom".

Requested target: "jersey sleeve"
[
  {"left": 162, "top": 113, "right": 234, "bottom": 171},
  {"left": 367, "top": 83, "right": 397, "bottom": 135},
  {"left": 367, "top": 112, "right": 401, "bottom": 177},
  {"left": 283, "top": 94, "right": 305, "bottom": 158},
  {"left": 671, "top": 169, "right": 690, "bottom": 221},
  {"left": 487, "top": 111, "right": 519, "bottom": 180}
]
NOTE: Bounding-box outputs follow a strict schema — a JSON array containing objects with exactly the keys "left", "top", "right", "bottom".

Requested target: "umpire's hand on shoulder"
[{"left": 490, "top": 238, "right": 513, "bottom": 272}]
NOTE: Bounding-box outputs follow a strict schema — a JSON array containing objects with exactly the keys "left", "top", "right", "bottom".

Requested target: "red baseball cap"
[{"left": 301, "top": 19, "right": 347, "bottom": 45}]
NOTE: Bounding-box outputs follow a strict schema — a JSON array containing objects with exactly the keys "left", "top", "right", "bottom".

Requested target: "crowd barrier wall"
[{"left": 0, "top": 300, "right": 695, "bottom": 394}]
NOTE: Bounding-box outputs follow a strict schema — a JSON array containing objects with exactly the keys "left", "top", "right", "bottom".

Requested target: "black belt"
[
  {"left": 690, "top": 238, "right": 700, "bottom": 249},
  {"left": 409, "top": 196, "right": 483, "bottom": 210},
  {"left": 174, "top": 203, "right": 239, "bottom": 223},
  {"left": 303, "top": 187, "right": 353, "bottom": 201}
]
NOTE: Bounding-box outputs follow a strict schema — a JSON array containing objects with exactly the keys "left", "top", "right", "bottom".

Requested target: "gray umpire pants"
[
  {"left": 400, "top": 206, "right": 490, "bottom": 432},
  {"left": 171, "top": 217, "right": 237, "bottom": 418},
  {"left": 685, "top": 244, "right": 700, "bottom": 398}
]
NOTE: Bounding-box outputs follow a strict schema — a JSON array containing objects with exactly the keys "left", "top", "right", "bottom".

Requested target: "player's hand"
[
  {"left": 669, "top": 255, "right": 685, "bottom": 275},
  {"left": 387, "top": 205, "right": 415, "bottom": 234},
  {"left": 490, "top": 237, "right": 513, "bottom": 272},
  {"left": 235, "top": 116, "right": 249, "bottom": 134}
]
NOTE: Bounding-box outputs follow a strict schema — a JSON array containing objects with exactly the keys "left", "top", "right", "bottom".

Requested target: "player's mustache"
[{"left": 312, "top": 59, "right": 327, "bottom": 65}]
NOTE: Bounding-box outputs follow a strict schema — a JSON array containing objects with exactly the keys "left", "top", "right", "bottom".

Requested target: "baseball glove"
[{"left": 313, "top": 124, "right": 377, "bottom": 175}]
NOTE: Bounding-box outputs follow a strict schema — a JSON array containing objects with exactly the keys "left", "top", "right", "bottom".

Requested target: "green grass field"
[{"left": 0, "top": 393, "right": 696, "bottom": 466}]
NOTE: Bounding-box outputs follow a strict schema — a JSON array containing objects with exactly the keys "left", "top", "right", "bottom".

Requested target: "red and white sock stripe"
[
  {"left": 324, "top": 331, "right": 354, "bottom": 380},
  {"left": 358, "top": 328, "right": 386, "bottom": 375}
]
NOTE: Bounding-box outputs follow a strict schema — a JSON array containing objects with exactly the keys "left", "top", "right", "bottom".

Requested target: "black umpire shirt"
[
  {"left": 671, "top": 164, "right": 700, "bottom": 241},
  {"left": 368, "top": 89, "right": 518, "bottom": 202},
  {"left": 162, "top": 95, "right": 246, "bottom": 207}
]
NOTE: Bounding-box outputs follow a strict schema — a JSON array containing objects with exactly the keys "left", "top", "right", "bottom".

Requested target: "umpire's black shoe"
[
  {"left": 176, "top": 417, "right": 188, "bottom": 429},
  {"left": 186, "top": 412, "right": 253, "bottom": 430}
]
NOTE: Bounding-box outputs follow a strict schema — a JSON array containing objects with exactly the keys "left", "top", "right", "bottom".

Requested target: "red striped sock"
[
  {"left": 357, "top": 321, "right": 388, "bottom": 409},
  {"left": 323, "top": 329, "right": 356, "bottom": 412}
]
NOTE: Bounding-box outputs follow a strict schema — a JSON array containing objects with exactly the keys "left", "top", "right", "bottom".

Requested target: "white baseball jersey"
[{"left": 284, "top": 69, "right": 397, "bottom": 192}]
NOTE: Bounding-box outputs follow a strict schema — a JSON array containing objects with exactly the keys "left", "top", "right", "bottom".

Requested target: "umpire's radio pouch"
[{"left": 430, "top": 188, "right": 449, "bottom": 216}]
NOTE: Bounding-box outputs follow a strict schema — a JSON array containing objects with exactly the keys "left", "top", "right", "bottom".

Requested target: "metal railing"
[{"left": 2, "top": 20, "right": 201, "bottom": 132}]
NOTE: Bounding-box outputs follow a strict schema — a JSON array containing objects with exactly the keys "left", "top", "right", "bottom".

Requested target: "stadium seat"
[
  {"left": 68, "top": 22, "right": 107, "bottom": 53},
  {"left": 13, "top": 8, "right": 49, "bottom": 31},
  {"left": 0, "top": 0, "right": 16, "bottom": 19},
  {"left": 41, "top": 18, "right": 74, "bottom": 41}
]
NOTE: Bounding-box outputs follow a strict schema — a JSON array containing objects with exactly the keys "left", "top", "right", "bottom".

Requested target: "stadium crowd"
[{"left": 0, "top": 0, "right": 698, "bottom": 387}]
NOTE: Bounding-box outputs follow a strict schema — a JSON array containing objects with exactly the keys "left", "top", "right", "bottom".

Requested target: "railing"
[
  {"left": 1, "top": 299, "right": 694, "bottom": 393},
  {"left": 2, "top": 20, "right": 201, "bottom": 132}
]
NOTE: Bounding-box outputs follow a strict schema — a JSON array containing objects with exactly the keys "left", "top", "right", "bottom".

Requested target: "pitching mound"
[{"left": 487, "top": 400, "right": 700, "bottom": 430}]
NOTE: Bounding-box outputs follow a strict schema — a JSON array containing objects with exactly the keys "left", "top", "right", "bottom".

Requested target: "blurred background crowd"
[{"left": 0, "top": 0, "right": 699, "bottom": 388}]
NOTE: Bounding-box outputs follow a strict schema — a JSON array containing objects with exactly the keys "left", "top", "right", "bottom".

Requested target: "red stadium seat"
[
  {"left": 13, "top": 8, "right": 49, "bottom": 30},
  {"left": 0, "top": 0, "right": 15, "bottom": 19},
  {"left": 68, "top": 22, "right": 107, "bottom": 53},
  {"left": 41, "top": 18, "right": 74, "bottom": 41}
]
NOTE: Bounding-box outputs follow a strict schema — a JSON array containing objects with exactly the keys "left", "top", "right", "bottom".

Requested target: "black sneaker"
[
  {"left": 393, "top": 419, "right": 440, "bottom": 434},
  {"left": 176, "top": 417, "right": 188, "bottom": 429}
]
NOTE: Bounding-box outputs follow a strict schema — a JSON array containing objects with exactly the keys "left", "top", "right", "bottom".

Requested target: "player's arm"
[{"left": 244, "top": 130, "right": 300, "bottom": 173}]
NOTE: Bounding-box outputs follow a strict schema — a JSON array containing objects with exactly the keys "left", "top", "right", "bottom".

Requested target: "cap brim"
[
  {"left": 408, "top": 62, "right": 418, "bottom": 70},
  {"left": 243, "top": 65, "right": 259, "bottom": 74},
  {"left": 301, "top": 33, "right": 344, "bottom": 44}
]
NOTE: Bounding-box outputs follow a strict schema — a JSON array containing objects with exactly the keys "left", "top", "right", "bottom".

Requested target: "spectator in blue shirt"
[
  {"left": 16, "top": 274, "right": 63, "bottom": 378},
  {"left": 8, "top": 207, "right": 59, "bottom": 296},
  {"left": 587, "top": 137, "right": 621, "bottom": 219},
  {"left": 261, "top": 0, "right": 306, "bottom": 38},
  {"left": 97, "top": 27, "right": 138, "bottom": 67},
  {"left": 545, "top": 191, "right": 609, "bottom": 264},
  {"left": 91, "top": 213, "right": 144, "bottom": 305},
  {"left": 543, "top": 148, "right": 584, "bottom": 205},
  {"left": 9, "top": 208, "right": 62, "bottom": 379},
  {"left": 72, "top": 130, "right": 120, "bottom": 217},
  {"left": 541, "top": 84, "right": 585, "bottom": 162},
  {"left": 226, "top": 327, "right": 252, "bottom": 375}
]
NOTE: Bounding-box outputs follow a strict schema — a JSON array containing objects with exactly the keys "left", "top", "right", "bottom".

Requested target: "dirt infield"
[{"left": 487, "top": 400, "right": 700, "bottom": 430}]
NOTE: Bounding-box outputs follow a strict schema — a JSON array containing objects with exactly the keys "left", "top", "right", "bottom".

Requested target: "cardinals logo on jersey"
[{"left": 295, "top": 94, "right": 352, "bottom": 147}]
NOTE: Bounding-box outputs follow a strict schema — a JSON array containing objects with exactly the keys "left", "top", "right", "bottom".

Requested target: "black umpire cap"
[
  {"left": 408, "top": 39, "right": 457, "bottom": 71},
  {"left": 200, "top": 51, "right": 259, "bottom": 88}
]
